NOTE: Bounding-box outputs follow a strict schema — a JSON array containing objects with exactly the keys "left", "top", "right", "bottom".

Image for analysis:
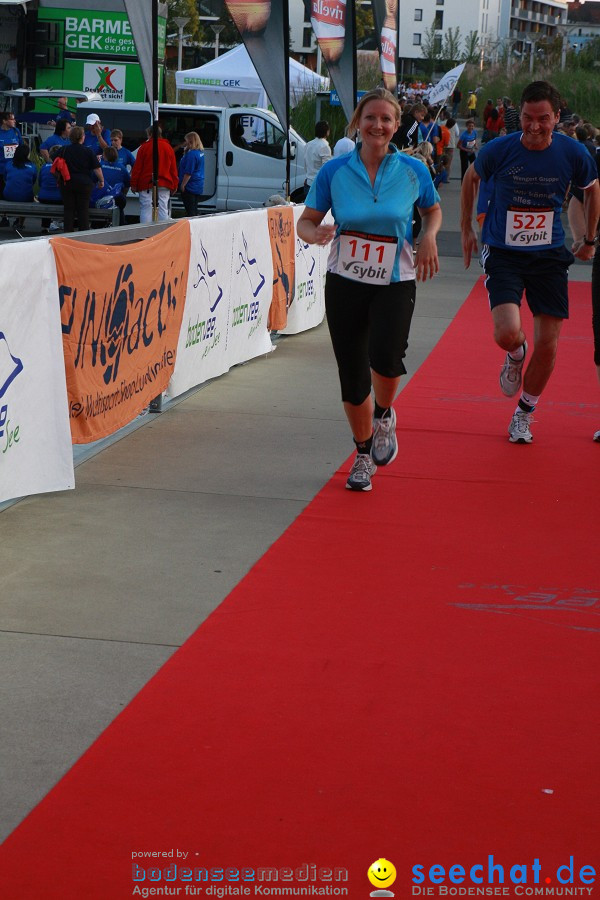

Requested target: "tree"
[
  {"left": 441, "top": 27, "right": 462, "bottom": 65},
  {"left": 421, "top": 21, "right": 442, "bottom": 77},
  {"left": 167, "top": 0, "right": 201, "bottom": 45},
  {"left": 355, "top": 5, "right": 374, "bottom": 43},
  {"left": 462, "top": 30, "right": 480, "bottom": 64}
]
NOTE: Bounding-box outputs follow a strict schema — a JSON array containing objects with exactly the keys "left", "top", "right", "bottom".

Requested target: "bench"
[{"left": 0, "top": 199, "right": 119, "bottom": 231}]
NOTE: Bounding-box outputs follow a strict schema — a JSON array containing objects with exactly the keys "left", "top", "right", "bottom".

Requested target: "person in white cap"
[{"left": 84, "top": 113, "right": 110, "bottom": 158}]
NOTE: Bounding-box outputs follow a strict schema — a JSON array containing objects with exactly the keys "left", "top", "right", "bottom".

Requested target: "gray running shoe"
[
  {"left": 594, "top": 430, "right": 600, "bottom": 443},
  {"left": 508, "top": 409, "right": 533, "bottom": 443},
  {"left": 371, "top": 407, "right": 398, "bottom": 466},
  {"left": 346, "top": 453, "right": 377, "bottom": 491},
  {"left": 500, "top": 340, "right": 527, "bottom": 397}
]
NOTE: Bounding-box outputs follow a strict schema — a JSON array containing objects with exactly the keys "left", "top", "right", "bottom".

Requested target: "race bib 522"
[{"left": 505, "top": 208, "right": 553, "bottom": 247}]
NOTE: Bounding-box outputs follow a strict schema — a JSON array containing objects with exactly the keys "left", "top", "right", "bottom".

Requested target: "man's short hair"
[
  {"left": 315, "top": 120, "right": 329, "bottom": 138},
  {"left": 111, "top": 129, "right": 123, "bottom": 139},
  {"left": 520, "top": 81, "right": 561, "bottom": 114},
  {"left": 145, "top": 125, "right": 162, "bottom": 138},
  {"left": 103, "top": 146, "right": 118, "bottom": 162}
]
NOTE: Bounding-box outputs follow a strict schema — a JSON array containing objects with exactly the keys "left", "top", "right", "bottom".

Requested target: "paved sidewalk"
[{"left": 0, "top": 175, "right": 591, "bottom": 842}]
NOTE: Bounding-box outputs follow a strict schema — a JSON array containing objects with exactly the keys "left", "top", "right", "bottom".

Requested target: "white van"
[{"left": 76, "top": 101, "right": 307, "bottom": 216}]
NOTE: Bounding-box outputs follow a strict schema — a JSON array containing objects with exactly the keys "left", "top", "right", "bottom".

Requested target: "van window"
[
  {"left": 159, "top": 112, "right": 219, "bottom": 157},
  {"left": 229, "top": 113, "right": 286, "bottom": 159}
]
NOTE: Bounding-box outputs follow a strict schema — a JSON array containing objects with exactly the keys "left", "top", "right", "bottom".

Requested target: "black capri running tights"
[{"left": 325, "top": 272, "right": 416, "bottom": 406}]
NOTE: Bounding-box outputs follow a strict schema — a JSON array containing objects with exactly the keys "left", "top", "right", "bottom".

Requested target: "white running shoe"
[
  {"left": 593, "top": 430, "right": 600, "bottom": 443},
  {"left": 508, "top": 409, "right": 533, "bottom": 443},
  {"left": 371, "top": 408, "right": 398, "bottom": 466},
  {"left": 500, "top": 340, "right": 527, "bottom": 397},
  {"left": 346, "top": 454, "right": 377, "bottom": 491}
]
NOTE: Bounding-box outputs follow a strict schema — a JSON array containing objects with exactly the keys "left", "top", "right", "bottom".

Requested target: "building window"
[
  {"left": 414, "top": 8, "right": 423, "bottom": 20},
  {"left": 436, "top": 0, "right": 444, "bottom": 5},
  {"left": 413, "top": 33, "right": 422, "bottom": 44},
  {"left": 434, "top": 10, "right": 443, "bottom": 28},
  {"left": 302, "top": 26, "right": 312, "bottom": 47},
  {"left": 434, "top": 35, "right": 442, "bottom": 52}
]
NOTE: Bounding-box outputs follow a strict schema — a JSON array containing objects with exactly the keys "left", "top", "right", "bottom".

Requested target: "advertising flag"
[
  {"left": 425, "top": 62, "right": 466, "bottom": 108},
  {"left": 224, "top": 1, "right": 290, "bottom": 137},
  {"left": 372, "top": 0, "right": 398, "bottom": 94},
  {"left": 304, "top": 0, "right": 357, "bottom": 123}
]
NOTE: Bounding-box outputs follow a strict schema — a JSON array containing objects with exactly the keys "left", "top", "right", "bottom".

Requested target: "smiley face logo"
[{"left": 368, "top": 858, "right": 397, "bottom": 889}]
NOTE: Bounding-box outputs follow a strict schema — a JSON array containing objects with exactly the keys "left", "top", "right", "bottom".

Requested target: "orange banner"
[
  {"left": 52, "top": 221, "right": 191, "bottom": 443},
  {"left": 267, "top": 207, "right": 295, "bottom": 331}
]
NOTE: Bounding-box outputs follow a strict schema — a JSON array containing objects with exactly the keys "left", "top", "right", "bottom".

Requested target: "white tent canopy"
[{"left": 176, "top": 44, "right": 328, "bottom": 111}]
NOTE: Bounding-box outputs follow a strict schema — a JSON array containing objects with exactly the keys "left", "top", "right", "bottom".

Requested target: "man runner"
[{"left": 461, "top": 80, "right": 600, "bottom": 443}]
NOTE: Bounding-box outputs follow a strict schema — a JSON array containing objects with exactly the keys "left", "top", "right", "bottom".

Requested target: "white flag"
[{"left": 425, "top": 63, "right": 465, "bottom": 107}]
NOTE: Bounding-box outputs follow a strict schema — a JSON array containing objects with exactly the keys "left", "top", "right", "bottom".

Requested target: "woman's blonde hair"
[
  {"left": 185, "top": 131, "right": 204, "bottom": 150},
  {"left": 348, "top": 87, "right": 401, "bottom": 137},
  {"left": 415, "top": 140, "right": 434, "bottom": 161}
]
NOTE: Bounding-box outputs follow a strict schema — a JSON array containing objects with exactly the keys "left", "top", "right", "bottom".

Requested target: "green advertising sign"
[{"left": 39, "top": 8, "right": 166, "bottom": 59}]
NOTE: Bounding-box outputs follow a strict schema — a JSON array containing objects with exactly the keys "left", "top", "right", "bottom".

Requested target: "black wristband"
[{"left": 583, "top": 238, "right": 597, "bottom": 246}]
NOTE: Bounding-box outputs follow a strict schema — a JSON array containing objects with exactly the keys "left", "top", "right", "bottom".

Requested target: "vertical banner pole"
[
  {"left": 152, "top": 0, "right": 159, "bottom": 222},
  {"left": 284, "top": 0, "right": 291, "bottom": 199}
]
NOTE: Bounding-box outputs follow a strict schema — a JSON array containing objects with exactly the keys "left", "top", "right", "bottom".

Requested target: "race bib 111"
[{"left": 338, "top": 230, "right": 397, "bottom": 285}]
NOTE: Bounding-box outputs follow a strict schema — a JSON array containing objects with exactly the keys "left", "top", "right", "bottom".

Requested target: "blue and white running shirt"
[
  {"left": 305, "top": 144, "right": 439, "bottom": 282},
  {"left": 475, "top": 132, "right": 597, "bottom": 251}
]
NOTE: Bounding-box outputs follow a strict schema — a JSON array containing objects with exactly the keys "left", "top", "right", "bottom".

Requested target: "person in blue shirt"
[
  {"left": 40, "top": 119, "right": 71, "bottom": 162},
  {"left": 461, "top": 80, "right": 600, "bottom": 444},
  {"left": 38, "top": 146, "right": 63, "bottom": 204},
  {"left": 3, "top": 143, "right": 37, "bottom": 201},
  {"left": 178, "top": 131, "right": 205, "bottom": 217},
  {"left": 83, "top": 113, "right": 111, "bottom": 158},
  {"left": 110, "top": 129, "right": 136, "bottom": 171},
  {"left": 297, "top": 87, "right": 441, "bottom": 492},
  {"left": 0, "top": 111, "right": 23, "bottom": 211},
  {"left": 458, "top": 119, "right": 478, "bottom": 181},
  {"left": 55, "top": 97, "right": 76, "bottom": 124},
  {"left": 89, "top": 146, "right": 129, "bottom": 225}
]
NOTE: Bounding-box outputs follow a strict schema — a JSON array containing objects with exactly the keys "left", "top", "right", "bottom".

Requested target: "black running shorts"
[
  {"left": 482, "top": 244, "right": 574, "bottom": 319},
  {"left": 325, "top": 272, "right": 416, "bottom": 406}
]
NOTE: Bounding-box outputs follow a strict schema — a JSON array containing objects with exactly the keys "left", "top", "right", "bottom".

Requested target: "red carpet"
[{"left": 1, "top": 280, "right": 598, "bottom": 899}]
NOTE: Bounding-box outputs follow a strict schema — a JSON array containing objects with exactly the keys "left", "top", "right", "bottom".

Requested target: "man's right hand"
[{"left": 462, "top": 226, "right": 479, "bottom": 269}]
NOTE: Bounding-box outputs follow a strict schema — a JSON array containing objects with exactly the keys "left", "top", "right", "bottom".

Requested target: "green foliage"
[
  {"left": 462, "top": 31, "right": 480, "bottom": 64},
  {"left": 167, "top": 0, "right": 201, "bottom": 44},
  {"left": 421, "top": 21, "right": 441, "bottom": 77},
  {"left": 355, "top": 5, "right": 374, "bottom": 42},
  {"left": 442, "top": 27, "right": 462, "bottom": 65}
]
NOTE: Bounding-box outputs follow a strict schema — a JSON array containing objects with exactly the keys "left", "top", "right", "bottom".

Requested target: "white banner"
[
  {"left": 0, "top": 242, "right": 74, "bottom": 504},
  {"left": 226, "top": 209, "right": 274, "bottom": 369},
  {"left": 281, "top": 206, "right": 327, "bottom": 336},
  {"left": 424, "top": 63, "right": 465, "bottom": 108},
  {"left": 165, "top": 215, "right": 234, "bottom": 400}
]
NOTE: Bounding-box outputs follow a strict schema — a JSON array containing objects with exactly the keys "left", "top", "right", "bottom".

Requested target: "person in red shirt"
[{"left": 130, "top": 125, "right": 178, "bottom": 223}]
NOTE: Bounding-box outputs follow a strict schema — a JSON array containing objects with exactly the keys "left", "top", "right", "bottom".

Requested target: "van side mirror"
[{"left": 287, "top": 140, "right": 296, "bottom": 160}]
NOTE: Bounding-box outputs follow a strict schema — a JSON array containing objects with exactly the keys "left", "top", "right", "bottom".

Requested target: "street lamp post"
[
  {"left": 173, "top": 16, "right": 190, "bottom": 103},
  {"left": 211, "top": 22, "right": 225, "bottom": 59}
]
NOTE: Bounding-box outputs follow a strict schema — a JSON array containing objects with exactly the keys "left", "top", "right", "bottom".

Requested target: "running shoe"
[
  {"left": 508, "top": 409, "right": 533, "bottom": 443},
  {"left": 594, "top": 430, "right": 600, "bottom": 443},
  {"left": 500, "top": 340, "right": 527, "bottom": 397},
  {"left": 371, "top": 408, "right": 398, "bottom": 466},
  {"left": 346, "top": 454, "right": 376, "bottom": 492}
]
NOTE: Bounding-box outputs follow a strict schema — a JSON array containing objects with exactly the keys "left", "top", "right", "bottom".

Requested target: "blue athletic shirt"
[
  {"left": 475, "top": 131, "right": 598, "bottom": 251},
  {"left": 458, "top": 129, "right": 477, "bottom": 152},
  {"left": 116, "top": 146, "right": 136, "bottom": 170},
  {"left": 40, "top": 134, "right": 70, "bottom": 155},
  {"left": 38, "top": 163, "right": 62, "bottom": 203},
  {"left": 2, "top": 160, "right": 37, "bottom": 201},
  {"left": 305, "top": 144, "right": 439, "bottom": 282},
  {"left": 178, "top": 149, "right": 205, "bottom": 195},
  {"left": 0, "top": 126, "right": 23, "bottom": 175}
]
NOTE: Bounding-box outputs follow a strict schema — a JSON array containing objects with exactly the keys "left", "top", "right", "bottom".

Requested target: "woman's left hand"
[{"left": 414, "top": 231, "right": 439, "bottom": 281}]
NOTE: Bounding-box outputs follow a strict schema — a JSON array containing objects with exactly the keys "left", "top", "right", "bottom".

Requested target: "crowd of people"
[{"left": 0, "top": 98, "right": 205, "bottom": 232}]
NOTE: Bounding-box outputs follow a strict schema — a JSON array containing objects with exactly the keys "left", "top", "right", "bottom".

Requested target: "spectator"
[
  {"left": 83, "top": 113, "right": 110, "bottom": 157},
  {"left": 333, "top": 128, "right": 355, "bottom": 157},
  {"left": 444, "top": 116, "right": 460, "bottom": 181},
  {"left": 178, "top": 131, "right": 205, "bottom": 217},
  {"left": 111, "top": 129, "right": 136, "bottom": 170},
  {"left": 38, "top": 145, "right": 64, "bottom": 234},
  {"left": 303, "top": 120, "right": 331, "bottom": 199},
  {"left": 503, "top": 98, "right": 519, "bottom": 134},
  {"left": 458, "top": 119, "right": 478, "bottom": 181},
  {"left": 90, "top": 146, "right": 130, "bottom": 226},
  {"left": 392, "top": 102, "right": 426, "bottom": 149},
  {"left": 467, "top": 90, "right": 478, "bottom": 120},
  {"left": 2, "top": 143, "right": 36, "bottom": 201},
  {"left": 40, "top": 118, "right": 71, "bottom": 162},
  {"left": 60, "top": 125, "right": 104, "bottom": 232},
  {"left": 0, "top": 111, "right": 23, "bottom": 203},
  {"left": 55, "top": 97, "right": 76, "bottom": 124},
  {"left": 3, "top": 47, "right": 19, "bottom": 89},
  {"left": 130, "top": 125, "right": 179, "bottom": 224},
  {"left": 451, "top": 86, "right": 462, "bottom": 118}
]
